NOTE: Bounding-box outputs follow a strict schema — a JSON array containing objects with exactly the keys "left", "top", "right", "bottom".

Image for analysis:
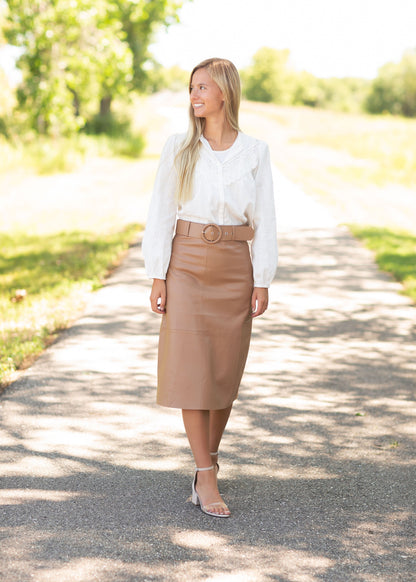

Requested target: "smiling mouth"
[{"left": 193, "top": 104, "right": 204, "bottom": 108}]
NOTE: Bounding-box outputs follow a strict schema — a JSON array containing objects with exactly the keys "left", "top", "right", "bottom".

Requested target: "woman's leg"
[
  {"left": 182, "top": 409, "right": 211, "bottom": 467},
  {"left": 182, "top": 409, "right": 230, "bottom": 516},
  {"left": 208, "top": 404, "right": 233, "bottom": 457}
]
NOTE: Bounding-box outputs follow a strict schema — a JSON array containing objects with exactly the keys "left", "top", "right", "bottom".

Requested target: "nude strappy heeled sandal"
[{"left": 191, "top": 465, "right": 230, "bottom": 518}]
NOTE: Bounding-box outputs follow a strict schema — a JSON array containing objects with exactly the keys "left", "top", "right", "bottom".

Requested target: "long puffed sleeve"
[
  {"left": 142, "top": 135, "right": 179, "bottom": 279},
  {"left": 251, "top": 142, "right": 278, "bottom": 287}
]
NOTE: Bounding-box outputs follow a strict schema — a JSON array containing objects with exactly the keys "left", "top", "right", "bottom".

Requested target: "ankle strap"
[
  {"left": 210, "top": 451, "right": 218, "bottom": 456},
  {"left": 195, "top": 465, "right": 214, "bottom": 472}
]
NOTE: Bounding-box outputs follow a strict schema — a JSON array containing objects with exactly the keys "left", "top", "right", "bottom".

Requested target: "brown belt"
[{"left": 176, "top": 219, "right": 254, "bottom": 244}]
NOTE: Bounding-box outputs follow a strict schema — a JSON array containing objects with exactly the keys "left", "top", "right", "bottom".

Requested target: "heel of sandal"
[
  {"left": 190, "top": 465, "right": 230, "bottom": 518},
  {"left": 191, "top": 465, "right": 214, "bottom": 506}
]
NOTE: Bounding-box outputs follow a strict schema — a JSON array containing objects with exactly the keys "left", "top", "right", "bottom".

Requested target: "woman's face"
[{"left": 190, "top": 68, "right": 224, "bottom": 119}]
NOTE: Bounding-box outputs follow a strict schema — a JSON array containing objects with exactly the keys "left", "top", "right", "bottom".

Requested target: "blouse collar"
[{"left": 200, "top": 131, "right": 243, "bottom": 163}]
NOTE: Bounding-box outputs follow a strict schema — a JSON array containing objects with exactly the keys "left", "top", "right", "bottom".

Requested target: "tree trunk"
[
  {"left": 37, "top": 114, "right": 46, "bottom": 135},
  {"left": 99, "top": 96, "right": 112, "bottom": 116},
  {"left": 71, "top": 90, "right": 81, "bottom": 117}
]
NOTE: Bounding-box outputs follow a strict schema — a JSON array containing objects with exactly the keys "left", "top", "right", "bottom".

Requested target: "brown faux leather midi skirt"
[{"left": 157, "top": 225, "right": 254, "bottom": 410}]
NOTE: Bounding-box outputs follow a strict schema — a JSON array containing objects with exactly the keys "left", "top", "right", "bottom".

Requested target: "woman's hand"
[
  {"left": 251, "top": 287, "right": 268, "bottom": 318},
  {"left": 150, "top": 279, "right": 167, "bottom": 314}
]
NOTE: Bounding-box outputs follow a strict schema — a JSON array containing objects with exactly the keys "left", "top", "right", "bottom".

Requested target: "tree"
[
  {"left": 0, "top": 1, "right": 14, "bottom": 127},
  {"left": 0, "top": 0, "right": 6, "bottom": 44},
  {"left": 5, "top": 0, "right": 132, "bottom": 135},
  {"left": 365, "top": 49, "right": 416, "bottom": 117},
  {"left": 292, "top": 71, "right": 325, "bottom": 107},
  {"left": 4, "top": 0, "right": 187, "bottom": 136},
  {"left": 241, "top": 47, "right": 296, "bottom": 104},
  {"left": 114, "top": 0, "right": 183, "bottom": 92},
  {"left": 242, "top": 47, "right": 371, "bottom": 114}
]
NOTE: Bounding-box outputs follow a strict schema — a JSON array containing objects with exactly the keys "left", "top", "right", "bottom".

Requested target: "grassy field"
[
  {"left": 348, "top": 225, "right": 416, "bottom": 303},
  {"left": 0, "top": 96, "right": 148, "bottom": 176},
  {"left": 0, "top": 225, "right": 142, "bottom": 387},
  {"left": 241, "top": 101, "right": 416, "bottom": 190},
  {"left": 289, "top": 114, "right": 416, "bottom": 189},
  {"left": 0, "top": 129, "right": 147, "bottom": 177}
]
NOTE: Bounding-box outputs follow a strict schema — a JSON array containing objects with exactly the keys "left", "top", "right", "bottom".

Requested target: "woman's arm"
[
  {"left": 142, "top": 135, "right": 179, "bottom": 281},
  {"left": 251, "top": 141, "right": 278, "bottom": 290}
]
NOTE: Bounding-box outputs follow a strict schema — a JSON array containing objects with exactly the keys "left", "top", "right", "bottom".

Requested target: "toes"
[{"left": 205, "top": 502, "right": 230, "bottom": 516}]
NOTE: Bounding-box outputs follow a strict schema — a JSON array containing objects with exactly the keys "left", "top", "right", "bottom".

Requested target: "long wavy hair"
[{"left": 175, "top": 58, "right": 241, "bottom": 204}]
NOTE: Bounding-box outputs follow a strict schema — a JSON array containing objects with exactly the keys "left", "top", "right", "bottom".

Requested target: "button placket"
[{"left": 218, "top": 163, "right": 225, "bottom": 224}]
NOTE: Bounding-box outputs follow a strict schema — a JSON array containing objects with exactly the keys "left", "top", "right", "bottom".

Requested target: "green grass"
[
  {"left": 288, "top": 114, "right": 416, "bottom": 188},
  {"left": 0, "top": 224, "right": 142, "bottom": 386},
  {"left": 0, "top": 131, "right": 146, "bottom": 175},
  {"left": 348, "top": 225, "right": 416, "bottom": 303},
  {"left": 242, "top": 100, "right": 416, "bottom": 188}
]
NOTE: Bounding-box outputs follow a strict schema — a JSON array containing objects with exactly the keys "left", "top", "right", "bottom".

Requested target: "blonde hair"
[{"left": 175, "top": 58, "right": 241, "bottom": 204}]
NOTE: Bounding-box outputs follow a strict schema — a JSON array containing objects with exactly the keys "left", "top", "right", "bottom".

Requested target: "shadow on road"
[{"left": 1, "top": 232, "right": 415, "bottom": 581}]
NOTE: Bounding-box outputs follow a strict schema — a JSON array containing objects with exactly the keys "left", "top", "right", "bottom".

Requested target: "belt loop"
[
  {"left": 231, "top": 226, "right": 235, "bottom": 240},
  {"left": 186, "top": 221, "right": 191, "bottom": 237}
]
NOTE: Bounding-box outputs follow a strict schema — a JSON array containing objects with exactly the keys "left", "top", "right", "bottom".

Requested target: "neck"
[{"left": 203, "top": 118, "right": 238, "bottom": 150}]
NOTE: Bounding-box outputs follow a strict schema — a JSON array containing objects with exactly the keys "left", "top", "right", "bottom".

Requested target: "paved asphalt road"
[{"left": 1, "top": 166, "right": 415, "bottom": 582}]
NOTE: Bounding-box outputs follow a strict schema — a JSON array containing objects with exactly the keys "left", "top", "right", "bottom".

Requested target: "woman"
[{"left": 142, "top": 58, "right": 278, "bottom": 518}]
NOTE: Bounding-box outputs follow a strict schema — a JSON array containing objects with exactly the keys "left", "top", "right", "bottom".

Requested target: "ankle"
[{"left": 195, "top": 467, "right": 217, "bottom": 487}]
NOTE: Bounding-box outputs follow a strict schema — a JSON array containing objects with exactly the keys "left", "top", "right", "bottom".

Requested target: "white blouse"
[{"left": 142, "top": 131, "right": 278, "bottom": 287}]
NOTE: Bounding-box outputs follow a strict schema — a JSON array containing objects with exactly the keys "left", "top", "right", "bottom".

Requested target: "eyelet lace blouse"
[{"left": 142, "top": 131, "right": 278, "bottom": 288}]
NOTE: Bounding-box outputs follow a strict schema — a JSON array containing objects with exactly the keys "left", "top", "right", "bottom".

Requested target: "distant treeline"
[
  {"left": 240, "top": 47, "right": 416, "bottom": 117},
  {"left": 156, "top": 46, "right": 416, "bottom": 118},
  {"left": 1, "top": 6, "right": 416, "bottom": 145}
]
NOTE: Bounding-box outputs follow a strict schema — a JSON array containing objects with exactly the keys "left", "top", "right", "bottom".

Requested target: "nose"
[{"left": 190, "top": 87, "right": 200, "bottom": 101}]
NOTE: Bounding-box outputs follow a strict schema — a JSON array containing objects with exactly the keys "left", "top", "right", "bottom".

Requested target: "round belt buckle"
[{"left": 201, "top": 223, "right": 222, "bottom": 244}]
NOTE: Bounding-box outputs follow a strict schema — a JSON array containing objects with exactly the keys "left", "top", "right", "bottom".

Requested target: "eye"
[{"left": 200, "top": 85, "right": 207, "bottom": 90}]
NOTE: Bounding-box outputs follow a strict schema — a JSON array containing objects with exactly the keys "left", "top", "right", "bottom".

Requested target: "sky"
[
  {"left": 150, "top": 0, "right": 416, "bottom": 79},
  {"left": 1, "top": 0, "right": 415, "bottom": 83}
]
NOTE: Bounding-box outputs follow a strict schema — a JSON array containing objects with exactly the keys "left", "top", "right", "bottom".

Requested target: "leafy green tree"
[
  {"left": 115, "top": 0, "right": 183, "bottom": 92},
  {"left": 4, "top": 0, "right": 187, "bottom": 136},
  {"left": 0, "top": 67, "right": 14, "bottom": 137},
  {"left": 292, "top": 71, "right": 325, "bottom": 107},
  {"left": 0, "top": 0, "right": 6, "bottom": 44},
  {"left": 91, "top": 0, "right": 186, "bottom": 116},
  {"left": 366, "top": 49, "right": 416, "bottom": 117},
  {"left": 145, "top": 63, "right": 188, "bottom": 93},
  {"left": 241, "top": 47, "right": 296, "bottom": 104},
  {"left": 242, "top": 46, "right": 371, "bottom": 114},
  {"left": 310, "top": 77, "right": 370, "bottom": 113},
  {"left": 5, "top": 0, "right": 131, "bottom": 135}
]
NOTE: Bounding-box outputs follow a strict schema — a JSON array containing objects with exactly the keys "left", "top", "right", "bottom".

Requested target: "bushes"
[
  {"left": 83, "top": 111, "right": 146, "bottom": 159},
  {"left": 0, "top": 108, "right": 146, "bottom": 175},
  {"left": 241, "top": 48, "right": 295, "bottom": 105},
  {"left": 365, "top": 49, "right": 416, "bottom": 117},
  {"left": 241, "top": 45, "right": 416, "bottom": 118},
  {"left": 241, "top": 47, "right": 371, "bottom": 113}
]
